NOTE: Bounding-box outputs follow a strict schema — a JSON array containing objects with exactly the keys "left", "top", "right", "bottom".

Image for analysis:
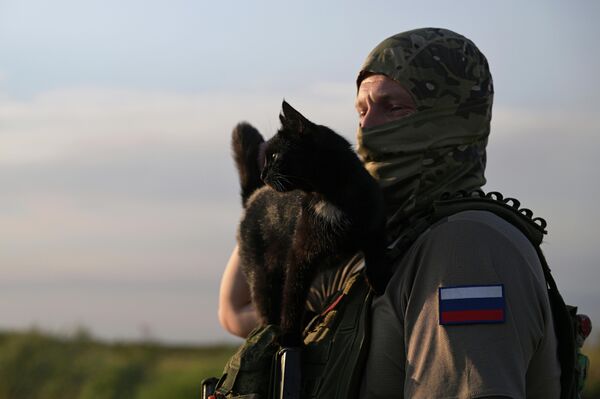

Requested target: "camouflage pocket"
[{"left": 214, "top": 325, "right": 281, "bottom": 399}]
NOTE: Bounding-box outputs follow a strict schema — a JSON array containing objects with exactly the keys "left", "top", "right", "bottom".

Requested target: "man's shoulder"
[
  {"left": 388, "top": 209, "right": 545, "bottom": 297},
  {"left": 417, "top": 209, "right": 538, "bottom": 257}
]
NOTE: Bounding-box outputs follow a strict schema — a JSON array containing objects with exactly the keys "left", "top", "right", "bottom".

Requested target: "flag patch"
[{"left": 439, "top": 284, "right": 505, "bottom": 325}]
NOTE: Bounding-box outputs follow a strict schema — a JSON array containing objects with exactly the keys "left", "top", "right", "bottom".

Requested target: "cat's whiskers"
[
  {"left": 270, "top": 173, "right": 295, "bottom": 192},
  {"left": 271, "top": 177, "right": 285, "bottom": 192},
  {"left": 277, "top": 175, "right": 293, "bottom": 187},
  {"left": 278, "top": 173, "right": 313, "bottom": 188}
]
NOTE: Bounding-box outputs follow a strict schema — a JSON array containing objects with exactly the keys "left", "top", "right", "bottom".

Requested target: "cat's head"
[{"left": 260, "top": 101, "right": 319, "bottom": 192}]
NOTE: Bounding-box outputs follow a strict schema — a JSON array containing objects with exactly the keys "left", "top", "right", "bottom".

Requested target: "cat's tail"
[{"left": 231, "top": 122, "right": 265, "bottom": 207}]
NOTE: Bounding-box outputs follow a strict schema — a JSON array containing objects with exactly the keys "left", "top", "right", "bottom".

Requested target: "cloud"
[{"left": 0, "top": 83, "right": 358, "bottom": 164}]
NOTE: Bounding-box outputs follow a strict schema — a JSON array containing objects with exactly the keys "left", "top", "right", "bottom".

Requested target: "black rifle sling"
[{"left": 535, "top": 247, "right": 577, "bottom": 399}]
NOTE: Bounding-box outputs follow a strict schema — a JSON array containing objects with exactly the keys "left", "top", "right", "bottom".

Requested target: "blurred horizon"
[{"left": 1, "top": 0, "right": 599, "bottom": 344}]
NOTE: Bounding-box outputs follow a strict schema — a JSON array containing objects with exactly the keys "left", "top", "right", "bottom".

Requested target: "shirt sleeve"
[{"left": 392, "top": 212, "right": 556, "bottom": 399}]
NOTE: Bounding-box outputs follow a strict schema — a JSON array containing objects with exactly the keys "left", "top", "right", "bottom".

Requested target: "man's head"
[{"left": 355, "top": 28, "right": 493, "bottom": 233}]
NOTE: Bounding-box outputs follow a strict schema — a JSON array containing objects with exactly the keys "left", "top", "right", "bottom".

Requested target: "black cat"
[{"left": 232, "top": 101, "right": 389, "bottom": 345}]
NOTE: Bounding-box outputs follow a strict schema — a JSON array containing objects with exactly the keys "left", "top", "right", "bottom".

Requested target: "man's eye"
[{"left": 390, "top": 105, "right": 404, "bottom": 111}]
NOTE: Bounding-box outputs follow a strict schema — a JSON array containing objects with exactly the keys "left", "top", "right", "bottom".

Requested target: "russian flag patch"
[{"left": 439, "top": 284, "right": 505, "bottom": 325}]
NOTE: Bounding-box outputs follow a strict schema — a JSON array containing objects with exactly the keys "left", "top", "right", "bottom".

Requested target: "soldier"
[
  {"left": 219, "top": 28, "right": 563, "bottom": 398},
  {"left": 352, "top": 28, "right": 561, "bottom": 398}
]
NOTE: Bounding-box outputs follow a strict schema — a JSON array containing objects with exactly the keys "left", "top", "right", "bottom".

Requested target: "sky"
[{"left": 0, "top": 0, "right": 599, "bottom": 344}]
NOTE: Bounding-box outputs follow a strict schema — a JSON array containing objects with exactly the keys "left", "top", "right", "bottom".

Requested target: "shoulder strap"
[
  {"left": 535, "top": 248, "right": 577, "bottom": 399},
  {"left": 387, "top": 190, "right": 547, "bottom": 262},
  {"left": 432, "top": 190, "right": 547, "bottom": 245}
]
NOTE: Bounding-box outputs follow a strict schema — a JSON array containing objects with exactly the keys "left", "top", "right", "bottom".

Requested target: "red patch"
[
  {"left": 321, "top": 293, "right": 345, "bottom": 315},
  {"left": 440, "top": 309, "right": 504, "bottom": 324}
]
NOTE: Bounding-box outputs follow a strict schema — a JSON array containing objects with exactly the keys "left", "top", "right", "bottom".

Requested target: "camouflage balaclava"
[{"left": 356, "top": 28, "right": 494, "bottom": 239}]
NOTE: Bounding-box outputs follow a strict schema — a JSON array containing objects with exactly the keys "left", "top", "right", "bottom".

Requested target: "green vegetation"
[
  {"left": 0, "top": 328, "right": 237, "bottom": 399},
  {"left": 585, "top": 339, "right": 600, "bottom": 399},
  {"left": 0, "top": 328, "right": 599, "bottom": 398}
]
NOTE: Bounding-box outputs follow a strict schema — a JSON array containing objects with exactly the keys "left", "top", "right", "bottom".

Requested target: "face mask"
[{"left": 357, "top": 104, "right": 489, "bottom": 228}]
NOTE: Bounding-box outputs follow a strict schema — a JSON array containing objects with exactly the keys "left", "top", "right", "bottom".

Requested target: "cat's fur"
[{"left": 232, "top": 101, "right": 389, "bottom": 345}]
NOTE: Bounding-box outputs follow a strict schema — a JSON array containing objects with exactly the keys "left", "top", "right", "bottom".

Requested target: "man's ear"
[{"left": 279, "top": 100, "right": 313, "bottom": 135}]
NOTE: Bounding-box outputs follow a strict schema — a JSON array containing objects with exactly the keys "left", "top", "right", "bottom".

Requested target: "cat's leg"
[
  {"left": 231, "top": 122, "right": 265, "bottom": 206},
  {"left": 247, "top": 245, "right": 285, "bottom": 326},
  {"left": 279, "top": 251, "right": 320, "bottom": 347},
  {"left": 245, "top": 267, "right": 270, "bottom": 326},
  {"left": 265, "top": 265, "right": 284, "bottom": 325},
  {"left": 239, "top": 233, "right": 272, "bottom": 327},
  {"left": 250, "top": 272, "right": 273, "bottom": 326}
]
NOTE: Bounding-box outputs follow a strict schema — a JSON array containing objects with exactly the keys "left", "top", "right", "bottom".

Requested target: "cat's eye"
[{"left": 271, "top": 153, "right": 279, "bottom": 161}]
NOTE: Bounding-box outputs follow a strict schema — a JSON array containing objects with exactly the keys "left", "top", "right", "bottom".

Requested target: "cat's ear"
[{"left": 280, "top": 100, "right": 313, "bottom": 135}]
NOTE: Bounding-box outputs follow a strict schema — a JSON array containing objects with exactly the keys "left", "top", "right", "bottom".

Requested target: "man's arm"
[
  {"left": 218, "top": 245, "right": 259, "bottom": 337},
  {"left": 398, "top": 212, "right": 560, "bottom": 398}
]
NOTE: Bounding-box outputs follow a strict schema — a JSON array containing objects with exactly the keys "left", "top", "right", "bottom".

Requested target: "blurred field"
[
  {"left": 0, "top": 328, "right": 599, "bottom": 398},
  {"left": 0, "top": 329, "right": 237, "bottom": 399},
  {"left": 585, "top": 338, "right": 600, "bottom": 399}
]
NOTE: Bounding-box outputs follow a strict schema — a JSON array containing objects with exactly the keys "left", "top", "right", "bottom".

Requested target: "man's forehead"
[{"left": 357, "top": 75, "right": 411, "bottom": 102}]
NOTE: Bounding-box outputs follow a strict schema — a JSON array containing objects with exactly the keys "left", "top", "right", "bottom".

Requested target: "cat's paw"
[
  {"left": 231, "top": 122, "right": 265, "bottom": 206},
  {"left": 232, "top": 122, "right": 264, "bottom": 152}
]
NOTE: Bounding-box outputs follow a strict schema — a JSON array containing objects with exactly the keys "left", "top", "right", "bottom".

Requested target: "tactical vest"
[
  {"left": 301, "top": 269, "right": 372, "bottom": 399},
  {"left": 207, "top": 191, "right": 590, "bottom": 399}
]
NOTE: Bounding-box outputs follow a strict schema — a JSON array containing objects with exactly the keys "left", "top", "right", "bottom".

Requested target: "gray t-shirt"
[{"left": 358, "top": 210, "right": 561, "bottom": 398}]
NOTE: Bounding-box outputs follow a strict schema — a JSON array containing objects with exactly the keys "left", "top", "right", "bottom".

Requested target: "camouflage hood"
[{"left": 356, "top": 28, "right": 494, "bottom": 238}]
